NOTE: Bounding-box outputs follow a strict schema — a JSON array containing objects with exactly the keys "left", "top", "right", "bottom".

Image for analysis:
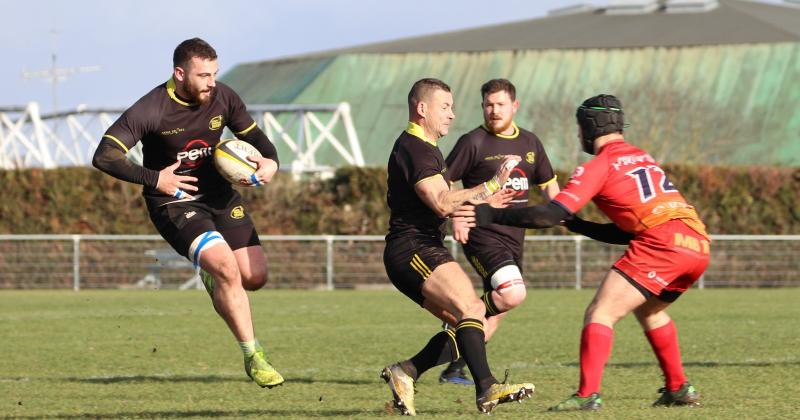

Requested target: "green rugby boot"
[
  {"left": 200, "top": 269, "right": 215, "bottom": 296},
  {"left": 548, "top": 393, "right": 603, "bottom": 411},
  {"left": 380, "top": 363, "right": 417, "bottom": 416},
  {"left": 653, "top": 382, "right": 700, "bottom": 407},
  {"left": 476, "top": 381, "right": 535, "bottom": 414},
  {"left": 244, "top": 349, "right": 284, "bottom": 388}
]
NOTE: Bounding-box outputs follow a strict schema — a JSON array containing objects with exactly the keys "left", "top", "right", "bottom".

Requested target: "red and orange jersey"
[{"left": 554, "top": 140, "right": 707, "bottom": 238}]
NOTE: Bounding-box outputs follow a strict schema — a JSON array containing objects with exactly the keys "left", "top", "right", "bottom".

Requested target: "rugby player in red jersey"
[
  {"left": 92, "top": 38, "right": 283, "bottom": 389},
  {"left": 468, "top": 94, "right": 708, "bottom": 410},
  {"left": 439, "top": 79, "right": 559, "bottom": 385}
]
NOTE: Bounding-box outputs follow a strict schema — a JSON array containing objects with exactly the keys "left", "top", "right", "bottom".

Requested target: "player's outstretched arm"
[
  {"left": 474, "top": 201, "right": 569, "bottom": 229},
  {"left": 564, "top": 216, "right": 634, "bottom": 245},
  {"left": 416, "top": 155, "right": 521, "bottom": 217}
]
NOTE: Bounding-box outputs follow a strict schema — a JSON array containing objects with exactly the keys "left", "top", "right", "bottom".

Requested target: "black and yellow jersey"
[
  {"left": 102, "top": 78, "right": 258, "bottom": 205},
  {"left": 386, "top": 122, "right": 448, "bottom": 240},
  {"left": 446, "top": 123, "right": 557, "bottom": 249}
]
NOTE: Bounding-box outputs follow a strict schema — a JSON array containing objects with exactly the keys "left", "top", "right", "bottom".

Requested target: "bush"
[{"left": 0, "top": 165, "right": 797, "bottom": 234}]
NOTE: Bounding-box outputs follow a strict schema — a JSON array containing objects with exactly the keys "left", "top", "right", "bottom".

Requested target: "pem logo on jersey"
[
  {"left": 503, "top": 167, "right": 529, "bottom": 199},
  {"left": 177, "top": 139, "right": 213, "bottom": 168},
  {"left": 209, "top": 115, "right": 223, "bottom": 130}
]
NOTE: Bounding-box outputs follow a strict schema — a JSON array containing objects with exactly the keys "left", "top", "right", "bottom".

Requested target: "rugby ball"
[{"left": 213, "top": 139, "right": 262, "bottom": 186}]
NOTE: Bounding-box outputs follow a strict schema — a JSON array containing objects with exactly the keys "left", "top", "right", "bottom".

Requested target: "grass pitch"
[{"left": 1, "top": 288, "right": 798, "bottom": 419}]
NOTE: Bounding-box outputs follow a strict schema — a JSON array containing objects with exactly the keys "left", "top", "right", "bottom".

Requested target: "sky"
[{"left": 0, "top": 0, "right": 585, "bottom": 113}]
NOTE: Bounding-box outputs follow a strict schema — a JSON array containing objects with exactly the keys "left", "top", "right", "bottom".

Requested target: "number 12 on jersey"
[{"left": 626, "top": 165, "right": 677, "bottom": 203}]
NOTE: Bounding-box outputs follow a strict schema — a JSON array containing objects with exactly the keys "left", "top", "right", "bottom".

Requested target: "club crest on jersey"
[
  {"left": 526, "top": 152, "right": 535, "bottom": 164},
  {"left": 231, "top": 206, "right": 245, "bottom": 219},
  {"left": 209, "top": 115, "right": 223, "bottom": 130}
]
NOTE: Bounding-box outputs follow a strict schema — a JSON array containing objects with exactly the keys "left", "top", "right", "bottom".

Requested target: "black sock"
[
  {"left": 402, "top": 330, "right": 458, "bottom": 380},
  {"left": 455, "top": 319, "right": 497, "bottom": 394},
  {"left": 482, "top": 291, "right": 501, "bottom": 317}
]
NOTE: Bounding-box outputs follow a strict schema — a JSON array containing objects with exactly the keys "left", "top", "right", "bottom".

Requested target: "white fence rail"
[
  {"left": 0, "top": 102, "right": 362, "bottom": 174},
  {"left": 1, "top": 234, "right": 798, "bottom": 290}
]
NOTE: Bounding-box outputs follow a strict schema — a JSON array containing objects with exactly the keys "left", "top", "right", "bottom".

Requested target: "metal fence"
[{"left": 0, "top": 234, "right": 798, "bottom": 290}]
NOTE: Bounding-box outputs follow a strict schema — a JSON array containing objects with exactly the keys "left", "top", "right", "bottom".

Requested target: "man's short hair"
[
  {"left": 173, "top": 38, "right": 217, "bottom": 69},
  {"left": 481, "top": 78, "right": 516, "bottom": 101},
  {"left": 408, "top": 78, "right": 451, "bottom": 110}
]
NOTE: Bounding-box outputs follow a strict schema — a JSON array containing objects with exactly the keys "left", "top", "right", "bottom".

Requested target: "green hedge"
[{"left": 1, "top": 165, "right": 797, "bottom": 235}]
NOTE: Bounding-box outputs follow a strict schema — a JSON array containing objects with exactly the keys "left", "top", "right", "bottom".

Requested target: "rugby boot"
[
  {"left": 200, "top": 269, "right": 215, "bottom": 297},
  {"left": 439, "top": 360, "right": 474, "bottom": 385},
  {"left": 476, "top": 381, "right": 535, "bottom": 414},
  {"left": 652, "top": 382, "right": 700, "bottom": 407},
  {"left": 380, "top": 363, "right": 416, "bottom": 416},
  {"left": 548, "top": 393, "right": 603, "bottom": 411},
  {"left": 244, "top": 349, "right": 284, "bottom": 388}
]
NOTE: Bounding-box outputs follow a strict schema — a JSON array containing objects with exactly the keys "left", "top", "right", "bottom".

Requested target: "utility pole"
[{"left": 21, "top": 29, "right": 100, "bottom": 113}]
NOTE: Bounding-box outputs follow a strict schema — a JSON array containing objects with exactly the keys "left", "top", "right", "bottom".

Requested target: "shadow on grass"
[
  {"left": 62, "top": 374, "right": 373, "bottom": 385},
  {"left": 10, "top": 408, "right": 386, "bottom": 419}
]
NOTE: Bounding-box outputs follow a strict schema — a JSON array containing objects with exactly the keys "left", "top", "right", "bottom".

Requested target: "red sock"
[
  {"left": 645, "top": 320, "right": 686, "bottom": 391},
  {"left": 577, "top": 323, "right": 614, "bottom": 397}
]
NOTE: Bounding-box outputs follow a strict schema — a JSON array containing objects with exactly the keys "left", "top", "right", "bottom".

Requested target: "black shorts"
[
  {"left": 462, "top": 233, "right": 522, "bottom": 292},
  {"left": 383, "top": 233, "right": 455, "bottom": 306},
  {"left": 146, "top": 189, "right": 261, "bottom": 259}
]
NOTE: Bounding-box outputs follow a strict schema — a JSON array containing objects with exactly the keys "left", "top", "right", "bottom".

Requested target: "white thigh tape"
[
  {"left": 188, "top": 231, "right": 226, "bottom": 268},
  {"left": 491, "top": 265, "right": 525, "bottom": 292}
]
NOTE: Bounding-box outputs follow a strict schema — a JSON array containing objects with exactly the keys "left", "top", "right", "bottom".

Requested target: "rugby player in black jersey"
[
  {"left": 380, "top": 78, "right": 535, "bottom": 415},
  {"left": 439, "top": 79, "right": 560, "bottom": 384},
  {"left": 92, "top": 38, "right": 283, "bottom": 389}
]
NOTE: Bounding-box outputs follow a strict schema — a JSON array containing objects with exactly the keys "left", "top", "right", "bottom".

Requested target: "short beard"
[
  {"left": 186, "top": 81, "right": 212, "bottom": 105},
  {"left": 487, "top": 118, "right": 512, "bottom": 135}
]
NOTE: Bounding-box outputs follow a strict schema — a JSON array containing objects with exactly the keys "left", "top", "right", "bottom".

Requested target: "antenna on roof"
[{"left": 604, "top": 0, "right": 659, "bottom": 15}]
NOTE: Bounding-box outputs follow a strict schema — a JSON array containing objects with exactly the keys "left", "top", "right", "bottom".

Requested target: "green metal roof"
[
  {"left": 269, "top": 0, "right": 800, "bottom": 58},
  {"left": 222, "top": 42, "right": 800, "bottom": 168}
]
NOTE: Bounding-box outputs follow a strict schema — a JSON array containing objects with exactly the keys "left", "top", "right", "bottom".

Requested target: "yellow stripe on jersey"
[
  {"left": 235, "top": 122, "right": 257, "bottom": 136},
  {"left": 102, "top": 135, "right": 129, "bottom": 153},
  {"left": 482, "top": 121, "right": 520, "bottom": 139},
  {"left": 414, "top": 173, "right": 444, "bottom": 186},
  {"left": 456, "top": 321, "right": 484, "bottom": 332},
  {"left": 538, "top": 175, "right": 558, "bottom": 188},
  {"left": 405, "top": 121, "right": 437, "bottom": 146},
  {"left": 166, "top": 77, "right": 192, "bottom": 106}
]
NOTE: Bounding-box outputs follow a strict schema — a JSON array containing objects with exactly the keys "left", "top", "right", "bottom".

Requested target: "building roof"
[
  {"left": 279, "top": 0, "right": 800, "bottom": 60},
  {"left": 221, "top": 0, "right": 800, "bottom": 168}
]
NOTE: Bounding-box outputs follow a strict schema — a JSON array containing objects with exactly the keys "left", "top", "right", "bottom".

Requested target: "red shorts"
[{"left": 613, "top": 219, "right": 710, "bottom": 299}]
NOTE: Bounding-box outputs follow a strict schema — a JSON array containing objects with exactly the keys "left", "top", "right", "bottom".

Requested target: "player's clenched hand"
[
  {"left": 157, "top": 160, "right": 197, "bottom": 199},
  {"left": 243, "top": 156, "right": 278, "bottom": 186},
  {"left": 451, "top": 204, "right": 476, "bottom": 245},
  {"left": 486, "top": 188, "right": 515, "bottom": 208},
  {"left": 493, "top": 155, "right": 522, "bottom": 186}
]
